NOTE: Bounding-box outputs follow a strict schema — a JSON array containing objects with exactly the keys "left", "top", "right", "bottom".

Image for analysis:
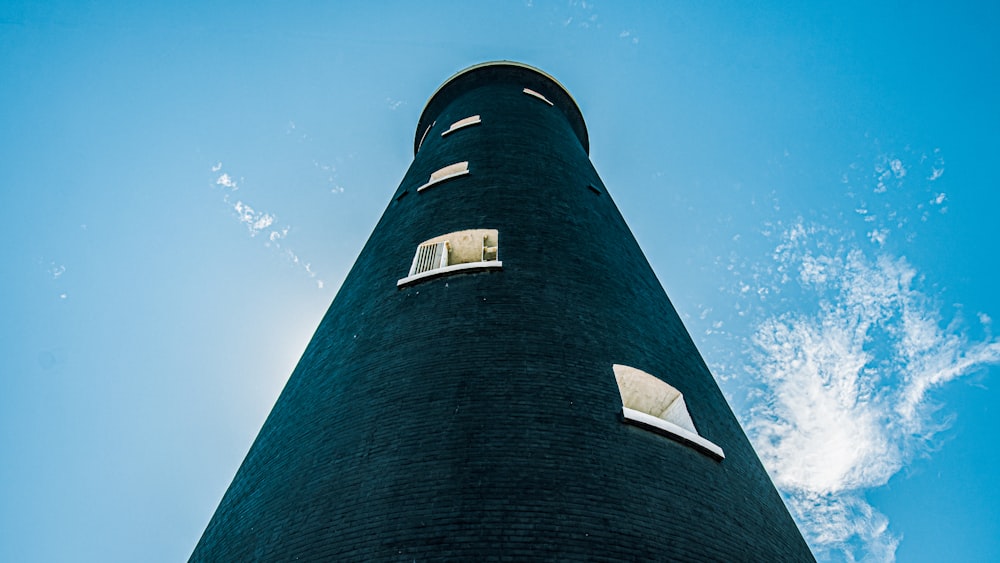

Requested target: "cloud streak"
[
  {"left": 745, "top": 222, "right": 1000, "bottom": 562},
  {"left": 210, "top": 163, "right": 325, "bottom": 288},
  {"left": 697, "top": 144, "right": 991, "bottom": 561}
]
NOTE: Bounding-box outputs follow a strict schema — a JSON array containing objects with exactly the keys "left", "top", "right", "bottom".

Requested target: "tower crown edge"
[{"left": 414, "top": 60, "right": 589, "bottom": 155}]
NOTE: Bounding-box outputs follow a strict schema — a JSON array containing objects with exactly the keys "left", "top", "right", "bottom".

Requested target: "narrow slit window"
[
  {"left": 613, "top": 364, "right": 724, "bottom": 460},
  {"left": 522, "top": 88, "right": 554, "bottom": 106},
  {"left": 441, "top": 115, "right": 481, "bottom": 137},
  {"left": 418, "top": 161, "right": 469, "bottom": 192},
  {"left": 398, "top": 229, "right": 502, "bottom": 287},
  {"left": 416, "top": 120, "right": 435, "bottom": 152}
]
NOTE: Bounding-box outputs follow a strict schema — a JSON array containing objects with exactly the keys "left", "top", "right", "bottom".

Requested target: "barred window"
[{"left": 398, "top": 229, "right": 502, "bottom": 287}]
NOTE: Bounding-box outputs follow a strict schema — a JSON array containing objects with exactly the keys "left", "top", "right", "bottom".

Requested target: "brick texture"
[{"left": 190, "top": 63, "right": 815, "bottom": 562}]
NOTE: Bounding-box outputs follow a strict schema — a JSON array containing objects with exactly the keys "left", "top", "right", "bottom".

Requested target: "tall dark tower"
[{"left": 191, "top": 62, "right": 813, "bottom": 561}]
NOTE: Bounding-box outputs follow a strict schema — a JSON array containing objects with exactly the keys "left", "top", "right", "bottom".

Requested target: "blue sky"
[{"left": 2, "top": 2, "right": 998, "bottom": 561}]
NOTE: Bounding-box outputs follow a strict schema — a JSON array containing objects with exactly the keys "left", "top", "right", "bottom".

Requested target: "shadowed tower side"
[{"left": 191, "top": 61, "right": 814, "bottom": 561}]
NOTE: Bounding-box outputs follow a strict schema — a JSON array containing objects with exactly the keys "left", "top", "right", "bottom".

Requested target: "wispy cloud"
[
  {"left": 745, "top": 222, "right": 1000, "bottom": 562},
  {"left": 49, "top": 263, "right": 66, "bottom": 280},
  {"left": 698, "top": 143, "right": 992, "bottom": 561},
  {"left": 619, "top": 29, "right": 639, "bottom": 44},
  {"left": 313, "top": 159, "right": 345, "bottom": 194},
  {"left": 555, "top": 0, "right": 600, "bottom": 29},
  {"left": 231, "top": 200, "right": 274, "bottom": 236},
  {"left": 216, "top": 172, "right": 238, "bottom": 190},
  {"left": 386, "top": 98, "right": 404, "bottom": 111},
  {"left": 838, "top": 145, "right": 949, "bottom": 242},
  {"left": 210, "top": 163, "right": 325, "bottom": 288}
]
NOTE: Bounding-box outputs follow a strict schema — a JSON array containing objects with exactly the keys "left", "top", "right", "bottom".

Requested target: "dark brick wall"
[{"left": 191, "top": 63, "right": 814, "bottom": 562}]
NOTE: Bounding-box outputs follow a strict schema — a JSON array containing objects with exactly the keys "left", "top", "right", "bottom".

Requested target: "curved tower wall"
[{"left": 191, "top": 62, "right": 814, "bottom": 561}]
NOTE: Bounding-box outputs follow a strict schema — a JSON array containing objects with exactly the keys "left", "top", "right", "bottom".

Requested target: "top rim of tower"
[{"left": 414, "top": 61, "right": 589, "bottom": 156}]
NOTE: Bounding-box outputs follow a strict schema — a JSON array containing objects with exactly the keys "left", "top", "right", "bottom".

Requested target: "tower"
[{"left": 191, "top": 62, "right": 813, "bottom": 561}]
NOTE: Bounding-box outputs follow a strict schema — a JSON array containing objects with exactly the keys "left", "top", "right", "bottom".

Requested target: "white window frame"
[
  {"left": 408, "top": 241, "right": 449, "bottom": 276},
  {"left": 613, "top": 364, "right": 725, "bottom": 460},
  {"left": 441, "top": 115, "right": 481, "bottom": 137},
  {"left": 417, "top": 161, "right": 470, "bottom": 192},
  {"left": 522, "top": 87, "right": 554, "bottom": 106},
  {"left": 398, "top": 230, "right": 502, "bottom": 287}
]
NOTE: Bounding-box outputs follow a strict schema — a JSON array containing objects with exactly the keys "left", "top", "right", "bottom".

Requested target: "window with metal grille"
[
  {"left": 409, "top": 241, "right": 449, "bottom": 276},
  {"left": 613, "top": 364, "right": 724, "bottom": 460},
  {"left": 398, "top": 229, "right": 502, "bottom": 287}
]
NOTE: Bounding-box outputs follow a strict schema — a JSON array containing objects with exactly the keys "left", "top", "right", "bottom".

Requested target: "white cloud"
[
  {"left": 216, "top": 173, "right": 238, "bottom": 190},
  {"left": 232, "top": 200, "right": 274, "bottom": 237},
  {"left": 867, "top": 228, "right": 888, "bottom": 245},
  {"left": 386, "top": 98, "right": 404, "bottom": 111},
  {"left": 269, "top": 227, "right": 289, "bottom": 243},
  {"left": 211, "top": 162, "right": 222, "bottom": 172},
  {"left": 213, "top": 165, "right": 325, "bottom": 289},
  {"left": 745, "top": 223, "right": 1000, "bottom": 562},
  {"left": 619, "top": 30, "right": 639, "bottom": 44},
  {"left": 889, "top": 158, "right": 906, "bottom": 179},
  {"left": 929, "top": 168, "right": 944, "bottom": 181}
]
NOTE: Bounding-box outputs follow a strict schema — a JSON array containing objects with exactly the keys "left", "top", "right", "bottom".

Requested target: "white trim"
[
  {"left": 622, "top": 406, "right": 725, "bottom": 460},
  {"left": 523, "top": 87, "right": 554, "bottom": 106},
  {"left": 417, "top": 162, "right": 470, "bottom": 192},
  {"left": 408, "top": 241, "right": 449, "bottom": 276},
  {"left": 397, "top": 260, "right": 503, "bottom": 287},
  {"left": 416, "top": 120, "right": 435, "bottom": 152},
  {"left": 441, "top": 115, "right": 481, "bottom": 137},
  {"left": 417, "top": 169, "right": 469, "bottom": 191}
]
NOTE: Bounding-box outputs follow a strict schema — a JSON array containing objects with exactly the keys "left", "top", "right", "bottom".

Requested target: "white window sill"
[
  {"left": 523, "top": 87, "right": 554, "bottom": 106},
  {"left": 441, "top": 116, "right": 481, "bottom": 136},
  {"left": 397, "top": 260, "right": 503, "bottom": 287},
  {"left": 622, "top": 406, "right": 725, "bottom": 460},
  {"left": 417, "top": 170, "right": 469, "bottom": 192}
]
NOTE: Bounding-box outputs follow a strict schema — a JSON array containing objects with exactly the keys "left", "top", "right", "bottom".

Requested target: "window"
[
  {"left": 522, "top": 87, "right": 554, "bottom": 106},
  {"left": 397, "top": 229, "right": 502, "bottom": 287},
  {"left": 613, "top": 364, "right": 724, "bottom": 460},
  {"left": 441, "top": 115, "right": 481, "bottom": 137},
  {"left": 416, "top": 120, "right": 436, "bottom": 152},
  {"left": 417, "top": 161, "right": 469, "bottom": 192}
]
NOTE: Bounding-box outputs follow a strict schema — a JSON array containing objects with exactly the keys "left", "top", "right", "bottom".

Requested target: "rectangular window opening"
[{"left": 398, "top": 229, "right": 502, "bottom": 287}]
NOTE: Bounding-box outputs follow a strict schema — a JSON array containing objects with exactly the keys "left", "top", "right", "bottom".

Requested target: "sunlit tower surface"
[{"left": 191, "top": 62, "right": 814, "bottom": 561}]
